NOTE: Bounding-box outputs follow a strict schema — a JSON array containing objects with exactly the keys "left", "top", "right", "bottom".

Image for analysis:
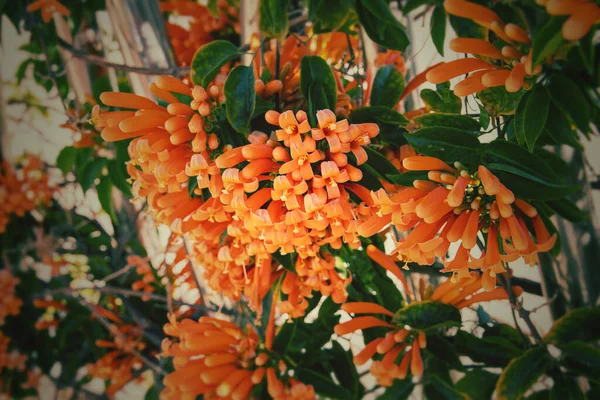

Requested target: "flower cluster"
[
  {"left": 360, "top": 156, "right": 556, "bottom": 290},
  {"left": 0, "top": 155, "right": 55, "bottom": 233},
  {"left": 161, "top": 314, "right": 315, "bottom": 400},
  {"left": 427, "top": 0, "right": 541, "bottom": 95},
  {"left": 127, "top": 255, "right": 157, "bottom": 300},
  {"left": 334, "top": 272, "right": 522, "bottom": 387},
  {"left": 161, "top": 0, "right": 240, "bottom": 66},
  {"left": 0, "top": 269, "right": 22, "bottom": 327},
  {"left": 87, "top": 323, "right": 146, "bottom": 397}
]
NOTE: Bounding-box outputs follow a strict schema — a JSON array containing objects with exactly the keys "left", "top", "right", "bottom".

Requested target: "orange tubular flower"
[
  {"left": 0, "top": 269, "right": 23, "bottom": 327},
  {"left": 425, "top": 0, "right": 544, "bottom": 96},
  {"left": 161, "top": 314, "right": 315, "bottom": 400},
  {"left": 26, "top": 0, "right": 70, "bottom": 23},
  {"left": 336, "top": 273, "right": 521, "bottom": 387},
  {"left": 359, "top": 156, "right": 556, "bottom": 290},
  {"left": 542, "top": 0, "right": 600, "bottom": 41}
]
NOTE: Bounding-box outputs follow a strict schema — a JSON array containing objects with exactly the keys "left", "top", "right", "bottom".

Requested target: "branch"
[
  {"left": 56, "top": 38, "right": 190, "bottom": 76},
  {"left": 498, "top": 272, "right": 544, "bottom": 343}
]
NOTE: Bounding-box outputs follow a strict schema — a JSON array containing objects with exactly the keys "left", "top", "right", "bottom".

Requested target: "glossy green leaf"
[
  {"left": 454, "top": 330, "right": 521, "bottom": 367},
  {"left": 550, "top": 373, "right": 586, "bottom": 400},
  {"left": 349, "top": 106, "right": 408, "bottom": 145},
  {"left": 544, "top": 103, "right": 582, "bottom": 150},
  {"left": 478, "top": 102, "right": 491, "bottom": 129},
  {"left": 483, "top": 324, "right": 528, "bottom": 349},
  {"left": 477, "top": 86, "right": 524, "bottom": 116},
  {"left": 224, "top": 65, "right": 256, "bottom": 134},
  {"left": 326, "top": 341, "right": 364, "bottom": 399},
  {"left": 56, "top": 146, "right": 77, "bottom": 175},
  {"left": 546, "top": 198, "right": 588, "bottom": 222},
  {"left": 386, "top": 171, "right": 430, "bottom": 187},
  {"left": 483, "top": 140, "right": 556, "bottom": 181},
  {"left": 364, "top": 146, "right": 400, "bottom": 179},
  {"left": 273, "top": 319, "right": 298, "bottom": 355},
  {"left": 426, "top": 375, "right": 471, "bottom": 400},
  {"left": 309, "top": 0, "right": 351, "bottom": 33},
  {"left": 544, "top": 307, "right": 600, "bottom": 344},
  {"left": 356, "top": 0, "right": 409, "bottom": 51},
  {"left": 426, "top": 335, "right": 464, "bottom": 370},
  {"left": 547, "top": 75, "right": 591, "bottom": 133},
  {"left": 514, "top": 84, "right": 550, "bottom": 152},
  {"left": 296, "top": 367, "right": 352, "bottom": 399},
  {"left": 559, "top": 341, "right": 600, "bottom": 382},
  {"left": 190, "top": 40, "right": 240, "bottom": 87},
  {"left": 449, "top": 14, "right": 487, "bottom": 40},
  {"left": 80, "top": 158, "right": 108, "bottom": 193},
  {"left": 259, "top": 0, "right": 289, "bottom": 40},
  {"left": 456, "top": 370, "right": 499, "bottom": 400},
  {"left": 431, "top": 6, "right": 447, "bottom": 56},
  {"left": 300, "top": 55, "right": 337, "bottom": 115},
  {"left": 421, "top": 85, "right": 462, "bottom": 114},
  {"left": 413, "top": 113, "right": 481, "bottom": 133},
  {"left": 404, "top": 126, "right": 482, "bottom": 168},
  {"left": 496, "top": 347, "right": 552, "bottom": 400},
  {"left": 97, "top": 176, "right": 116, "bottom": 222},
  {"left": 107, "top": 160, "right": 132, "bottom": 197},
  {"left": 378, "top": 378, "right": 414, "bottom": 400},
  {"left": 370, "top": 65, "right": 405, "bottom": 108},
  {"left": 531, "top": 17, "right": 565, "bottom": 68},
  {"left": 392, "top": 301, "right": 461, "bottom": 331}
]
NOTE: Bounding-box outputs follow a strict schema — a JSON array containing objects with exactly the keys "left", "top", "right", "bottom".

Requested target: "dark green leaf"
[
  {"left": 456, "top": 370, "right": 499, "bottom": 400},
  {"left": 532, "top": 17, "right": 565, "bottom": 68},
  {"left": 190, "top": 40, "right": 240, "bottom": 87},
  {"left": 402, "top": 0, "right": 429, "bottom": 14},
  {"left": 514, "top": 84, "right": 550, "bottom": 152},
  {"left": 404, "top": 126, "right": 482, "bottom": 168},
  {"left": 144, "top": 386, "right": 160, "bottom": 400},
  {"left": 273, "top": 319, "right": 298, "bottom": 355},
  {"left": 349, "top": 106, "right": 408, "bottom": 146},
  {"left": 97, "top": 176, "right": 116, "bottom": 222},
  {"left": 206, "top": 0, "right": 219, "bottom": 17},
  {"left": 392, "top": 301, "right": 461, "bottom": 331},
  {"left": 477, "top": 86, "right": 524, "bottom": 116},
  {"left": 309, "top": 0, "right": 351, "bottom": 33},
  {"left": 454, "top": 330, "right": 521, "bottom": 367},
  {"left": 224, "top": 65, "right": 256, "bottom": 134},
  {"left": 326, "top": 341, "right": 364, "bottom": 399},
  {"left": 544, "top": 307, "right": 600, "bottom": 344},
  {"left": 484, "top": 324, "right": 528, "bottom": 349},
  {"left": 107, "top": 160, "right": 132, "bottom": 197},
  {"left": 80, "top": 158, "right": 108, "bottom": 193},
  {"left": 300, "top": 56, "right": 337, "bottom": 112},
  {"left": 483, "top": 140, "right": 556, "bottom": 180},
  {"left": 188, "top": 175, "right": 199, "bottom": 198},
  {"left": 546, "top": 198, "right": 588, "bottom": 222},
  {"left": 296, "top": 368, "right": 352, "bottom": 399},
  {"left": 547, "top": 75, "right": 591, "bottom": 133},
  {"left": 16, "top": 59, "right": 34, "bottom": 84},
  {"left": 259, "top": 0, "right": 289, "bottom": 40},
  {"left": 386, "top": 171, "right": 430, "bottom": 187},
  {"left": 534, "top": 148, "right": 569, "bottom": 180},
  {"left": 449, "top": 14, "right": 487, "bottom": 40},
  {"left": 426, "top": 375, "right": 471, "bottom": 400},
  {"left": 370, "top": 65, "right": 405, "bottom": 108},
  {"left": 378, "top": 378, "right": 414, "bottom": 400},
  {"left": 496, "top": 346, "right": 552, "bottom": 400},
  {"left": 56, "top": 146, "right": 77, "bottom": 175},
  {"left": 478, "top": 102, "right": 491, "bottom": 129},
  {"left": 431, "top": 6, "right": 447, "bottom": 57},
  {"left": 356, "top": 0, "right": 409, "bottom": 51},
  {"left": 364, "top": 146, "right": 399, "bottom": 179},
  {"left": 560, "top": 341, "right": 600, "bottom": 382},
  {"left": 543, "top": 103, "right": 582, "bottom": 150},
  {"left": 272, "top": 252, "right": 296, "bottom": 273},
  {"left": 413, "top": 113, "right": 481, "bottom": 133},
  {"left": 426, "top": 335, "right": 464, "bottom": 370},
  {"left": 550, "top": 373, "right": 586, "bottom": 400}
]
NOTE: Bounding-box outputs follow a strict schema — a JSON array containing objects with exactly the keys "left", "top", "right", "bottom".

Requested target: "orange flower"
[
  {"left": 26, "top": 0, "right": 69, "bottom": 23},
  {"left": 0, "top": 269, "right": 22, "bottom": 327},
  {"left": 541, "top": 0, "right": 600, "bottom": 41}
]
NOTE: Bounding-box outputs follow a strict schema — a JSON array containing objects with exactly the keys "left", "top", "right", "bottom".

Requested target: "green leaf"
[
  {"left": 531, "top": 17, "right": 565, "bottom": 68},
  {"left": 546, "top": 75, "right": 591, "bottom": 133},
  {"left": 190, "top": 40, "right": 240, "bottom": 87},
  {"left": 543, "top": 103, "right": 582, "bottom": 150},
  {"left": 404, "top": 126, "right": 482, "bottom": 168},
  {"left": 224, "top": 65, "right": 256, "bottom": 134},
  {"left": 363, "top": 146, "right": 399, "bottom": 180},
  {"left": 300, "top": 56, "right": 337, "bottom": 112},
  {"left": 477, "top": 86, "right": 524, "bottom": 116},
  {"left": 454, "top": 330, "right": 521, "bottom": 367},
  {"left": 326, "top": 341, "right": 364, "bottom": 399},
  {"left": 144, "top": 386, "right": 160, "bottom": 400},
  {"left": 386, "top": 171, "right": 430, "bottom": 187},
  {"left": 272, "top": 252, "right": 296, "bottom": 273},
  {"left": 431, "top": 6, "right": 447, "bottom": 57},
  {"left": 483, "top": 324, "right": 528, "bottom": 349},
  {"left": 80, "top": 158, "right": 108, "bottom": 193},
  {"left": 546, "top": 198, "right": 588, "bottom": 222},
  {"left": 56, "top": 146, "right": 77, "bottom": 175},
  {"left": 356, "top": 0, "right": 409, "bottom": 51},
  {"left": 402, "top": 0, "right": 430, "bottom": 14},
  {"left": 273, "top": 318, "right": 298, "bottom": 355},
  {"left": 97, "top": 176, "right": 116, "bottom": 222},
  {"left": 309, "top": 0, "right": 351, "bottom": 33},
  {"left": 483, "top": 140, "right": 556, "bottom": 181},
  {"left": 426, "top": 335, "right": 464, "bottom": 370},
  {"left": 486, "top": 162, "right": 579, "bottom": 200},
  {"left": 16, "top": 59, "right": 34, "bottom": 84},
  {"left": 378, "top": 378, "right": 414, "bottom": 400},
  {"left": 426, "top": 375, "right": 471, "bottom": 400},
  {"left": 413, "top": 113, "right": 481, "bottom": 133},
  {"left": 496, "top": 346, "right": 552, "bottom": 400},
  {"left": 107, "top": 160, "right": 132, "bottom": 197},
  {"left": 550, "top": 373, "right": 586, "bottom": 400},
  {"left": 259, "top": 0, "right": 289, "bottom": 40},
  {"left": 187, "top": 175, "right": 199, "bottom": 198},
  {"left": 392, "top": 301, "right": 461, "bottom": 331},
  {"left": 560, "top": 341, "right": 600, "bottom": 382},
  {"left": 370, "top": 65, "right": 405, "bottom": 108},
  {"left": 349, "top": 106, "right": 408, "bottom": 145},
  {"left": 544, "top": 307, "right": 600, "bottom": 344},
  {"left": 420, "top": 86, "right": 462, "bottom": 113},
  {"left": 449, "top": 14, "right": 487, "bottom": 40},
  {"left": 206, "top": 0, "right": 219, "bottom": 17},
  {"left": 456, "top": 370, "right": 499, "bottom": 400},
  {"left": 478, "top": 102, "right": 491, "bottom": 129},
  {"left": 514, "top": 84, "right": 550, "bottom": 152},
  {"left": 296, "top": 368, "right": 352, "bottom": 399}
]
